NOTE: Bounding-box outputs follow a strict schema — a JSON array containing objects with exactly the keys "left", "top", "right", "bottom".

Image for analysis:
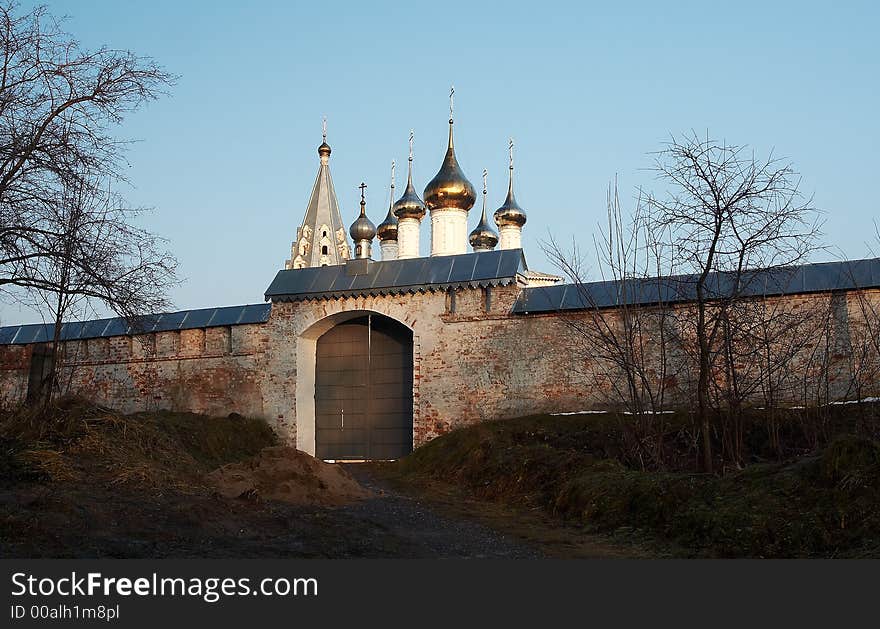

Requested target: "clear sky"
[{"left": 2, "top": 0, "right": 878, "bottom": 325}]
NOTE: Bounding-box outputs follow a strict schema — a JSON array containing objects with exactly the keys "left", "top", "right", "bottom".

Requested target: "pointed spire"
[
  {"left": 394, "top": 130, "right": 427, "bottom": 220},
  {"left": 377, "top": 160, "right": 398, "bottom": 242},
  {"left": 470, "top": 168, "right": 499, "bottom": 251},
  {"left": 494, "top": 136, "right": 527, "bottom": 228}
]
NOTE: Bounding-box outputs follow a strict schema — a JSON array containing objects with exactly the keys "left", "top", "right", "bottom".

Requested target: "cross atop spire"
[
  {"left": 322, "top": 115, "right": 327, "bottom": 142},
  {"left": 482, "top": 168, "right": 488, "bottom": 195},
  {"left": 409, "top": 130, "right": 414, "bottom": 163},
  {"left": 509, "top": 137, "right": 514, "bottom": 171},
  {"left": 359, "top": 182, "right": 367, "bottom": 203},
  {"left": 390, "top": 160, "right": 396, "bottom": 191},
  {"left": 449, "top": 85, "right": 455, "bottom": 123}
]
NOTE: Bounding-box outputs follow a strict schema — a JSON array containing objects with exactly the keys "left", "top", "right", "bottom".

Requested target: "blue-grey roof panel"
[
  {"left": 204, "top": 306, "right": 240, "bottom": 327},
  {"left": 0, "top": 303, "right": 271, "bottom": 346},
  {"left": 81, "top": 319, "right": 111, "bottom": 338},
  {"left": 371, "top": 260, "right": 404, "bottom": 289},
  {"left": 512, "top": 258, "right": 880, "bottom": 314},
  {"left": 103, "top": 318, "right": 130, "bottom": 337},
  {"left": 156, "top": 310, "right": 188, "bottom": 331},
  {"left": 448, "top": 254, "right": 479, "bottom": 283},
  {"left": 0, "top": 326, "right": 18, "bottom": 344},
  {"left": 394, "top": 258, "right": 430, "bottom": 287},
  {"left": 264, "top": 249, "right": 526, "bottom": 300},
  {"left": 61, "top": 321, "right": 86, "bottom": 341},
  {"left": 424, "top": 255, "right": 455, "bottom": 285},
  {"left": 473, "top": 250, "right": 503, "bottom": 280},
  {"left": 240, "top": 303, "right": 272, "bottom": 324}
]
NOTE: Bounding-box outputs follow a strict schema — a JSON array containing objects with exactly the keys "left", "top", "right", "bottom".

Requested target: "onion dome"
[
  {"left": 377, "top": 205, "right": 398, "bottom": 241},
  {"left": 377, "top": 162, "right": 398, "bottom": 241},
  {"left": 423, "top": 117, "right": 476, "bottom": 213},
  {"left": 393, "top": 132, "right": 427, "bottom": 221},
  {"left": 349, "top": 183, "right": 376, "bottom": 241},
  {"left": 494, "top": 138, "right": 527, "bottom": 228},
  {"left": 469, "top": 169, "right": 498, "bottom": 251}
]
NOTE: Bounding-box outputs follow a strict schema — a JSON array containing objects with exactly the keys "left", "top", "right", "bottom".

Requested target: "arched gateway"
[{"left": 314, "top": 314, "right": 413, "bottom": 460}]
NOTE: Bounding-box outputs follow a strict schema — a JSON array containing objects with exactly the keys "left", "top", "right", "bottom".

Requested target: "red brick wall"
[{"left": 2, "top": 285, "right": 878, "bottom": 453}]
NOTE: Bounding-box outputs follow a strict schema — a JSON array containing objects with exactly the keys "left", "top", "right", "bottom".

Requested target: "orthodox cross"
[
  {"left": 509, "top": 137, "right": 514, "bottom": 170},
  {"left": 390, "top": 160, "right": 396, "bottom": 191},
  {"left": 449, "top": 85, "right": 454, "bottom": 122},
  {"left": 322, "top": 115, "right": 327, "bottom": 142},
  {"left": 482, "top": 169, "right": 488, "bottom": 195},
  {"left": 358, "top": 182, "right": 367, "bottom": 201},
  {"left": 409, "top": 130, "right": 414, "bottom": 162}
]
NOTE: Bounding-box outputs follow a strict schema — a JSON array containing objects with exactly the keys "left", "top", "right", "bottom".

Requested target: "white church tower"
[{"left": 285, "top": 119, "right": 351, "bottom": 269}]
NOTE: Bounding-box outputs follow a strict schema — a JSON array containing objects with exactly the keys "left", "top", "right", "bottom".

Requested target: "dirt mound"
[{"left": 207, "top": 446, "right": 372, "bottom": 506}]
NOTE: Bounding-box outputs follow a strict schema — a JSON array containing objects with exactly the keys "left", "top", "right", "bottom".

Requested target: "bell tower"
[{"left": 285, "top": 117, "right": 351, "bottom": 269}]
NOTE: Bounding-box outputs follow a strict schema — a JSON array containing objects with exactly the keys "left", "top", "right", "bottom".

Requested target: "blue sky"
[{"left": 2, "top": 0, "right": 878, "bottom": 325}]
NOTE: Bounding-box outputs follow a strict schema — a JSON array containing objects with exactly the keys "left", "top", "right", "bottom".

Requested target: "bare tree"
[
  {"left": 645, "top": 132, "right": 822, "bottom": 472},
  {"left": 22, "top": 172, "right": 177, "bottom": 404},
  {"left": 0, "top": 2, "right": 174, "bottom": 296},
  {"left": 544, "top": 179, "right": 678, "bottom": 469}
]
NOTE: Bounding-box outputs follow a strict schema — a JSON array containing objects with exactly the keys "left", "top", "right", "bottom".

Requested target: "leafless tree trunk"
[
  {"left": 22, "top": 172, "right": 177, "bottom": 405},
  {"left": 645, "top": 132, "right": 822, "bottom": 472}
]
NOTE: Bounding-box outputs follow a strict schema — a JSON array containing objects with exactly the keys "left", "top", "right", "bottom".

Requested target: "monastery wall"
[
  {"left": 1, "top": 286, "right": 878, "bottom": 451},
  {"left": 0, "top": 324, "right": 270, "bottom": 416}
]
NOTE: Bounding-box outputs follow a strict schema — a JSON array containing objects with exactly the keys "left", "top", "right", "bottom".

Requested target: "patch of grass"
[
  {"left": 0, "top": 398, "right": 278, "bottom": 488},
  {"left": 394, "top": 412, "right": 880, "bottom": 557}
]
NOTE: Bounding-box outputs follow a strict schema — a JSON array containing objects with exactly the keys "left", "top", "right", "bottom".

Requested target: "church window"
[
  {"left": 323, "top": 230, "right": 327, "bottom": 238},
  {"left": 483, "top": 287, "right": 492, "bottom": 313},
  {"left": 322, "top": 245, "right": 328, "bottom": 255}
]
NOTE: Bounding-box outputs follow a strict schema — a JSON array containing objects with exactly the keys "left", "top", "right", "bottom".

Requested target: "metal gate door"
[{"left": 314, "top": 315, "right": 413, "bottom": 460}]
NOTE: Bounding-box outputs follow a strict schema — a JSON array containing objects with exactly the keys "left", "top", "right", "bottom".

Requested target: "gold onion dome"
[
  {"left": 318, "top": 141, "right": 331, "bottom": 158},
  {"left": 350, "top": 184, "right": 376, "bottom": 241},
  {"left": 423, "top": 119, "right": 476, "bottom": 212},
  {"left": 377, "top": 203, "right": 398, "bottom": 241},
  {"left": 494, "top": 140, "right": 527, "bottom": 227},
  {"left": 469, "top": 170, "right": 498, "bottom": 250}
]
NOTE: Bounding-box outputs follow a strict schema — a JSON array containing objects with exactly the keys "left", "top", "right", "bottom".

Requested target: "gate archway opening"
[{"left": 311, "top": 313, "right": 413, "bottom": 460}]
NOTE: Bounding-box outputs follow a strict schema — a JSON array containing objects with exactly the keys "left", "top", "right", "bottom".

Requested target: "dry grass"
[
  {"left": 392, "top": 407, "right": 880, "bottom": 557},
  {"left": 0, "top": 396, "right": 278, "bottom": 490}
]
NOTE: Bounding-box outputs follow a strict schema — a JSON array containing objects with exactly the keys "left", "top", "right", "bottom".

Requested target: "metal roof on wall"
[
  {"left": 264, "top": 248, "right": 528, "bottom": 302},
  {"left": 0, "top": 303, "right": 271, "bottom": 346},
  {"left": 512, "top": 258, "right": 880, "bottom": 314}
]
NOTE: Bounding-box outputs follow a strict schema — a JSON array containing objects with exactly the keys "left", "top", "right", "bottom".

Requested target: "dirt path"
[
  {"left": 355, "top": 464, "right": 656, "bottom": 559},
  {"left": 333, "top": 464, "right": 544, "bottom": 558},
  {"left": 2, "top": 460, "right": 653, "bottom": 558},
  {"left": 1, "top": 470, "right": 544, "bottom": 558}
]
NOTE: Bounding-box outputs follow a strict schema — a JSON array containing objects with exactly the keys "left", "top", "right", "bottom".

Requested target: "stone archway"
[{"left": 295, "top": 310, "right": 416, "bottom": 459}]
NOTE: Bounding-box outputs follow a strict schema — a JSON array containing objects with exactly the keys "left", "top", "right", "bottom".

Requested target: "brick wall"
[{"left": 2, "top": 285, "right": 878, "bottom": 454}]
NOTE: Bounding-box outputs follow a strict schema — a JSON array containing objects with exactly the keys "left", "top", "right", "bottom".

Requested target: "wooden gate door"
[{"left": 314, "top": 315, "right": 413, "bottom": 460}]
